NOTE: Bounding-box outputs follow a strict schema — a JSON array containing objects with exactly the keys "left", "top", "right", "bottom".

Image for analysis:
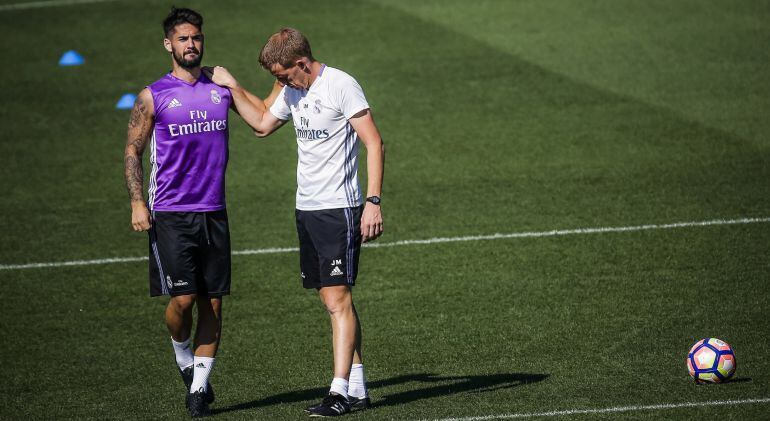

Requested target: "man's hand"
[
  {"left": 131, "top": 201, "right": 152, "bottom": 231},
  {"left": 203, "top": 66, "right": 239, "bottom": 89},
  {"left": 361, "top": 202, "right": 383, "bottom": 243}
]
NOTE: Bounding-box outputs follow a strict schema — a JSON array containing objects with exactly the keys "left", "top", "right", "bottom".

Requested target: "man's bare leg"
[
  {"left": 188, "top": 296, "right": 222, "bottom": 395},
  {"left": 352, "top": 303, "right": 363, "bottom": 365},
  {"left": 166, "top": 294, "right": 197, "bottom": 375},
  {"left": 166, "top": 294, "right": 196, "bottom": 341},
  {"left": 348, "top": 303, "right": 369, "bottom": 403},
  {"left": 193, "top": 296, "right": 222, "bottom": 356},
  {"left": 319, "top": 285, "right": 359, "bottom": 397}
]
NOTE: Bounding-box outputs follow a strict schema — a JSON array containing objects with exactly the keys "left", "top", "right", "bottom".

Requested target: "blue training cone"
[
  {"left": 116, "top": 93, "right": 137, "bottom": 110},
  {"left": 58, "top": 50, "right": 84, "bottom": 66}
]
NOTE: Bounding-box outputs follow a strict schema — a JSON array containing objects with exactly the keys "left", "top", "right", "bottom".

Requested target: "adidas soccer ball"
[{"left": 687, "top": 338, "right": 736, "bottom": 383}]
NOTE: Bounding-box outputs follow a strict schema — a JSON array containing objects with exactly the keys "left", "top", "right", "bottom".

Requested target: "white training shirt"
[{"left": 269, "top": 65, "right": 370, "bottom": 211}]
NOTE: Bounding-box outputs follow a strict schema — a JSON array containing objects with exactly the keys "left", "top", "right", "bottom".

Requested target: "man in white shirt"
[{"left": 205, "top": 27, "right": 384, "bottom": 417}]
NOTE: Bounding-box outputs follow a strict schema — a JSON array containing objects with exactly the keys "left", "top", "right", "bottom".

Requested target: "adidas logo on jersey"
[
  {"left": 330, "top": 266, "right": 344, "bottom": 276},
  {"left": 167, "top": 98, "right": 182, "bottom": 108}
]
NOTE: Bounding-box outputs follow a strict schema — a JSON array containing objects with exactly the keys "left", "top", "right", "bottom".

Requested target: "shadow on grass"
[
  {"left": 212, "top": 372, "right": 548, "bottom": 414},
  {"left": 693, "top": 377, "right": 752, "bottom": 385}
]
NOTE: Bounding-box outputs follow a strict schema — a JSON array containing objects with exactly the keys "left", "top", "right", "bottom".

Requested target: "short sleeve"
[
  {"left": 337, "top": 76, "right": 370, "bottom": 120},
  {"left": 268, "top": 86, "right": 292, "bottom": 121}
]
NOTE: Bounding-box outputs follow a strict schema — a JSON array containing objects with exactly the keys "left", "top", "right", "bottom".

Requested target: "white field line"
[
  {"left": 0, "top": 0, "right": 117, "bottom": 11},
  {"left": 1, "top": 216, "right": 769, "bottom": 271},
  {"left": 362, "top": 216, "right": 770, "bottom": 249},
  {"left": 427, "top": 397, "right": 770, "bottom": 420}
]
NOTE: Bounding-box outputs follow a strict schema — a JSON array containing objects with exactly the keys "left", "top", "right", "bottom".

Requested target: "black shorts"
[
  {"left": 148, "top": 210, "right": 231, "bottom": 297},
  {"left": 295, "top": 206, "right": 363, "bottom": 289}
]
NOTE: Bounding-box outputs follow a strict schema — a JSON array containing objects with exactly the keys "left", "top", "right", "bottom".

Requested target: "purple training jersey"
[{"left": 147, "top": 72, "right": 231, "bottom": 212}]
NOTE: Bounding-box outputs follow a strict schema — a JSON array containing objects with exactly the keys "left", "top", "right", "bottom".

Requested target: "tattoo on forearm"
[
  {"left": 124, "top": 97, "right": 152, "bottom": 202},
  {"left": 124, "top": 155, "right": 144, "bottom": 201}
]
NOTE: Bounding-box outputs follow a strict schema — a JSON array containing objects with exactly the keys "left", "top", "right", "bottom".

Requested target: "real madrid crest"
[{"left": 210, "top": 89, "right": 221, "bottom": 104}]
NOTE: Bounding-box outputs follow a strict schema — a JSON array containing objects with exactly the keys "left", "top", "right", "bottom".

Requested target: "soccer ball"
[{"left": 687, "top": 338, "right": 736, "bottom": 383}]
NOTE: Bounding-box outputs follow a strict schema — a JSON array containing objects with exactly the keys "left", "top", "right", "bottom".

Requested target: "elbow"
[
  {"left": 372, "top": 138, "right": 384, "bottom": 156},
  {"left": 253, "top": 122, "right": 277, "bottom": 138}
]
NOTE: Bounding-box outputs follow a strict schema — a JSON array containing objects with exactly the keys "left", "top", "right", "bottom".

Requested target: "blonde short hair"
[{"left": 259, "top": 27, "right": 314, "bottom": 69}]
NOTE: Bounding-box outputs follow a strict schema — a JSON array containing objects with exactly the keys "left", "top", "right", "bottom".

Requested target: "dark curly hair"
[{"left": 163, "top": 7, "right": 203, "bottom": 37}]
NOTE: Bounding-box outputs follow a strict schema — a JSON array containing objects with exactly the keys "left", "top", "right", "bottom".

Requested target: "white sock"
[
  {"left": 348, "top": 364, "right": 368, "bottom": 398},
  {"left": 329, "top": 377, "right": 349, "bottom": 399},
  {"left": 171, "top": 337, "right": 194, "bottom": 370},
  {"left": 190, "top": 356, "right": 215, "bottom": 393}
]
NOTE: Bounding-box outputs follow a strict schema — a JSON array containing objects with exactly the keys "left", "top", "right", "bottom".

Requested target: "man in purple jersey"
[{"left": 122, "top": 8, "right": 271, "bottom": 418}]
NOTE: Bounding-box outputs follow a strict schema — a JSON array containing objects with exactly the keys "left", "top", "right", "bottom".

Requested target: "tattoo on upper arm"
[
  {"left": 127, "top": 100, "right": 151, "bottom": 150},
  {"left": 128, "top": 100, "right": 143, "bottom": 128}
]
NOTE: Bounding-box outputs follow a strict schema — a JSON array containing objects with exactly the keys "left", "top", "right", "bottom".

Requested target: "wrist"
[{"left": 131, "top": 200, "right": 147, "bottom": 209}]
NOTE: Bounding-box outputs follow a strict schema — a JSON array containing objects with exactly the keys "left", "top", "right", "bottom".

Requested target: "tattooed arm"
[{"left": 124, "top": 88, "right": 155, "bottom": 232}]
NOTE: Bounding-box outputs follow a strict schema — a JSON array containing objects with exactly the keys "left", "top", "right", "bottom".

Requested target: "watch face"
[{"left": 367, "top": 196, "right": 381, "bottom": 205}]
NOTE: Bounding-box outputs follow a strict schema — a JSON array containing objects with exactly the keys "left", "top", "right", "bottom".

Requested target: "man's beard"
[{"left": 172, "top": 47, "right": 203, "bottom": 69}]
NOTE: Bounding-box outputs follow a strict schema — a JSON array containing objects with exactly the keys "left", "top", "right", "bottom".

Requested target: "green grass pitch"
[{"left": 1, "top": 0, "right": 769, "bottom": 419}]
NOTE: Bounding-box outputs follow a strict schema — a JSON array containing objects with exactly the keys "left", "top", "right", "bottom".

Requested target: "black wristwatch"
[{"left": 366, "top": 196, "right": 381, "bottom": 205}]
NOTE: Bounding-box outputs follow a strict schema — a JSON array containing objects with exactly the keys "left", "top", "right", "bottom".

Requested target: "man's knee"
[
  {"left": 320, "top": 286, "right": 352, "bottom": 315},
  {"left": 169, "top": 294, "right": 197, "bottom": 312},
  {"left": 197, "top": 297, "right": 223, "bottom": 320}
]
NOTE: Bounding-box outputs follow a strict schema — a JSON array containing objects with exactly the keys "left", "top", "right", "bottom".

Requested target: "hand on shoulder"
[{"left": 203, "top": 66, "right": 240, "bottom": 90}]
